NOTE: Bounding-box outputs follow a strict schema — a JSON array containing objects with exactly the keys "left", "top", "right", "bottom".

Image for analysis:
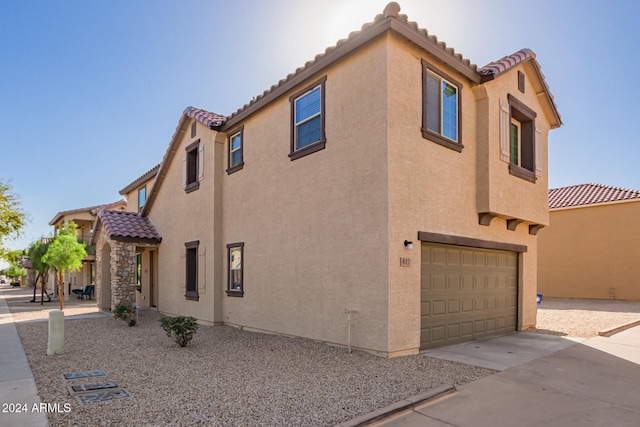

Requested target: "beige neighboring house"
[
  {"left": 538, "top": 183, "right": 640, "bottom": 301},
  {"left": 119, "top": 164, "right": 159, "bottom": 213},
  {"left": 92, "top": 2, "right": 562, "bottom": 356},
  {"left": 47, "top": 201, "right": 127, "bottom": 295}
]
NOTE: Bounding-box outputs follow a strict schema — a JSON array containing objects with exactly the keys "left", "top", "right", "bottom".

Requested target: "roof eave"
[
  {"left": 119, "top": 165, "right": 160, "bottom": 196},
  {"left": 108, "top": 235, "right": 162, "bottom": 245},
  {"left": 222, "top": 16, "right": 481, "bottom": 131},
  {"left": 141, "top": 114, "right": 190, "bottom": 216}
]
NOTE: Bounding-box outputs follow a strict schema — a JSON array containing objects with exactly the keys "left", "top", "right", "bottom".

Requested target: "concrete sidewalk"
[
  {"left": 0, "top": 287, "right": 48, "bottom": 427},
  {"left": 368, "top": 328, "right": 640, "bottom": 427}
]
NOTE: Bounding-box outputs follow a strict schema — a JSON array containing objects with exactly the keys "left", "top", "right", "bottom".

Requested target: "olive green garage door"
[{"left": 420, "top": 242, "right": 518, "bottom": 349}]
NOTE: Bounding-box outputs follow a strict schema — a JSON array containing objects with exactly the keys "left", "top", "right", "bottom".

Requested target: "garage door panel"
[
  {"left": 421, "top": 242, "right": 518, "bottom": 349},
  {"left": 432, "top": 300, "right": 446, "bottom": 315},
  {"left": 448, "top": 299, "right": 460, "bottom": 313},
  {"left": 431, "top": 275, "right": 446, "bottom": 290}
]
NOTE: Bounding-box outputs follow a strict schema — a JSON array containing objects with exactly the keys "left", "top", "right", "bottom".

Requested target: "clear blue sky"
[{"left": 2, "top": 0, "right": 640, "bottom": 263}]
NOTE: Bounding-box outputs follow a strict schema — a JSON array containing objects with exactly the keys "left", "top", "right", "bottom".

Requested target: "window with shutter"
[{"left": 505, "top": 94, "right": 537, "bottom": 183}]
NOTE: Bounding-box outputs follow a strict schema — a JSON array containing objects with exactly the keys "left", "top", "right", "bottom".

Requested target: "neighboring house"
[
  {"left": 538, "top": 183, "right": 640, "bottom": 301},
  {"left": 47, "top": 201, "right": 126, "bottom": 295},
  {"left": 91, "top": 2, "right": 561, "bottom": 356},
  {"left": 119, "top": 164, "right": 160, "bottom": 213}
]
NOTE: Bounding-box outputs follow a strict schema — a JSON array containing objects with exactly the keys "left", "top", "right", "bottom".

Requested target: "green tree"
[
  {"left": 3, "top": 264, "right": 26, "bottom": 280},
  {"left": 0, "top": 181, "right": 27, "bottom": 253},
  {"left": 28, "top": 239, "right": 51, "bottom": 304},
  {"left": 42, "top": 222, "right": 86, "bottom": 310},
  {"left": 0, "top": 249, "right": 27, "bottom": 285}
]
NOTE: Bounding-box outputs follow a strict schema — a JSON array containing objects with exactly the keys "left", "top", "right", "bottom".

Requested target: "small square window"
[
  {"left": 226, "top": 242, "right": 244, "bottom": 297},
  {"left": 289, "top": 77, "right": 326, "bottom": 160},
  {"left": 422, "top": 60, "right": 463, "bottom": 152},
  {"left": 185, "top": 241, "right": 199, "bottom": 301},
  {"left": 227, "top": 126, "right": 244, "bottom": 174}
]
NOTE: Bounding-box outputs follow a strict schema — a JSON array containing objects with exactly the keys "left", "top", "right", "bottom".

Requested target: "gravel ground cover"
[
  {"left": 530, "top": 298, "right": 640, "bottom": 337},
  {"left": 11, "top": 284, "right": 640, "bottom": 426},
  {"left": 16, "top": 310, "right": 493, "bottom": 427}
]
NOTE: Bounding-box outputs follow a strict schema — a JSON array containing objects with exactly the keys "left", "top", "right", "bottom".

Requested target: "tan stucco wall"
[
  {"left": 220, "top": 36, "right": 391, "bottom": 355},
  {"left": 477, "top": 61, "right": 551, "bottom": 225},
  {"left": 146, "top": 31, "right": 553, "bottom": 356},
  {"left": 147, "top": 121, "right": 221, "bottom": 324},
  {"left": 538, "top": 202, "right": 640, "bottom": 300},
  {"left": 384, "top": 34, "right": 544, "bottom": 353}
]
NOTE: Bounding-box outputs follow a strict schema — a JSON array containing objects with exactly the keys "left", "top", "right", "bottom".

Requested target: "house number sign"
[{"left": 400, "top": 257, "right": 411, "bottom": 267}]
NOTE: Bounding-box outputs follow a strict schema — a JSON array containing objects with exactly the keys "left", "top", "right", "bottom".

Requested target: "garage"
[{"left": 420, "top": 242, "right": 518, "bottom": 349}]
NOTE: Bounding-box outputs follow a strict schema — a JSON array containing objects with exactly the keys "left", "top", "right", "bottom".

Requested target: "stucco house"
[
  {"left": 91, "top": 2, "right": 561, "bottom": 356},
  {"left": 538, "top": 183, "right": 640, "bottom": 301},
  {"left": 46, "top": 201, "right": 126, "bottom": 296}
]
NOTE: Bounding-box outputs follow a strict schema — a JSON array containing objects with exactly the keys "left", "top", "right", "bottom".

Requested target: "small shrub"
[
  {"left": 160, "top": 316, "right": 198, "bottom": 347},
  {"left": 113, "top": 303, "right": 136, "bottom": 327}
]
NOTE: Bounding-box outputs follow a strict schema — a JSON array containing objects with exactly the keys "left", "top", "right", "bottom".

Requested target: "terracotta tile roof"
[
  {"left": 549, "top": 183, "right": 640, "bottom": 209},
  {"left": 478, "top": 48, "right": 562, "bottom": 127},
  {"left": 140, "top": 106, "right": 225, "bottom": 216},
  {"left": 225, "top": 2, "right": 480, "bottom": 126},
  {"left": 478, "top": 48, "right": 535, "bottom": 76},
  {"left": 96, "top": 210, "right": 162, "bottom": 243},
  {"left": 119, "top": 164, "right": 160, "bottom": 195},
  {"left": 184, "top": 106, "right": 226, "bottom": 129},
  {"left": 223, "top": 2, "right": 561, "bottom": 130},
  {"left": 49, "top": 200, "right": 126, "bottom": 226}
]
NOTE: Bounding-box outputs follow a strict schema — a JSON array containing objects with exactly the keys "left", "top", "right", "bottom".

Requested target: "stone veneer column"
[
  {"left": 110, "top": 241, "right": 136, "bottom": 310},
  {"left": 95, "top": 231, "right": 105, "bottom": 309}
]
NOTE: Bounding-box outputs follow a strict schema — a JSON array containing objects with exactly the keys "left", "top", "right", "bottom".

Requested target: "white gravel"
[
  {"left": 12, "top": 289, "right": 640, "bottom": 426},
  {"left": 531, "top": 298, "right": 640, "bottom": 337},
  {"left": 16, "top": 310, "right": 493, "bottom": 427}
]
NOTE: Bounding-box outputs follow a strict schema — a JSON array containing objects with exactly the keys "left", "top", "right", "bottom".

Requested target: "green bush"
[
  {"left": 160, "top": 316, "right": 198, "bottom": 347},
  {"left": 113, "top": 303, "right": 136, "bottom": 327}
]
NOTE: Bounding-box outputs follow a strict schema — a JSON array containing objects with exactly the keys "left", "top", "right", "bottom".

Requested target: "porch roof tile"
[{"left": 97, "top": 210, "right": 162, "bottom": 243}]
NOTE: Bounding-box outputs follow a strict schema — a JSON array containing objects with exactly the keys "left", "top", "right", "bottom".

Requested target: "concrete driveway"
[{"left": 367, "top": 327, "right": 640, "bottom": 427}]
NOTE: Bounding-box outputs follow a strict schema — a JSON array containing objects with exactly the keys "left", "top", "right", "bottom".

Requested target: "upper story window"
[
  {"left": 227, "top": 126, "right": 244, "bottom": 174},
  {"left": 422, "top": 60, "right": 463, "bottom": 152},
  {"left": 510, "top": 118, "right": 521, "bottom": 166},
  {"left": 289, "top": 76, "right": 326, "bottom": 160},
  {"left": 501, "top": 94, "right": 538, "bottom": 183},
  {"left": 183, "top": 139, "right": 203, "bottom": 193},
  {"left": 138, "top": 186, "right": 146, "bottom": 213}
]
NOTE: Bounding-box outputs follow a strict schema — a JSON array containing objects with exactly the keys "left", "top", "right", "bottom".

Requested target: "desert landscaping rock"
[
  {"left": 531, "top": 298, "right": 640, "bottom": 337},
  {"left": 16, "top": 310, "right": 493, "bottom": 426},
  {"left": 12, "top": 295, "right": 640, "bottom": 426}
]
